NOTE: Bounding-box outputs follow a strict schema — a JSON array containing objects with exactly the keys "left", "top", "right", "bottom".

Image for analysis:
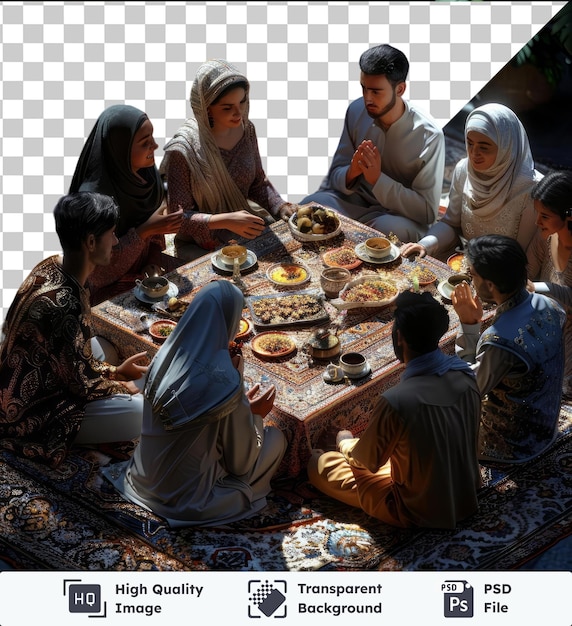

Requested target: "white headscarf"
[
  {"left": 464, "top": 102, "right": 536, "bottom": 217},
  {"left": 143, "top": 280, "right": 244, "bottom": 430},
  {"left": 162, "top": 59, "right": 270, "bottom": 220}
]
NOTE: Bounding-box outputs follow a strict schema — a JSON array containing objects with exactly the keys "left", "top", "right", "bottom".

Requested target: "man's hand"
[
  {"left": 347, "top": 140, "right": 381, "bottom": 186},
  {"left": 247, "top": 383, "right": 276, "bottom": 418},
  {"left": 116, "top": 351, "right": 149, "bottom": 382},
  {"left": 451, "top": 281, "right": 483, "bottom": 325},
  {"left": 400, "top": 242, "right": 427, "bottom": 259}
]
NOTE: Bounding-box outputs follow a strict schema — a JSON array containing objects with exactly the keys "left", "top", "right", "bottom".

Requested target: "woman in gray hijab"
[
  {"left": 161, "top": 59, "right": 295, "bottom": 260},
  {"left": 103, "top": 280, "right": 287, "bottom": 527}
]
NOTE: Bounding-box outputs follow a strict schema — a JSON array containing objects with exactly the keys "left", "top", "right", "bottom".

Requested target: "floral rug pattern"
[{"left": 1, "top": 406, "right": 571, "bottom": 572}]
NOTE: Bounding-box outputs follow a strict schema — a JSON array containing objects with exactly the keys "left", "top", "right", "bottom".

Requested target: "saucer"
[
  {"left": 134, "top": 281, "right": 178, "bottom": 304},
  {"left": 344, "top": 361, "right": 372, "bottom": 380},
  {"left": 355, "top": 242, "right": 400, "bottom": 264},
  {"left": 211, "top": 250, "right": 258, "bottom": 273}
]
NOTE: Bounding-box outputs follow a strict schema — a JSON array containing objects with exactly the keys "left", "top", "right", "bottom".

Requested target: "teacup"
[
  {"left": 219, "top": 244, "right": 248, "bottom": 267},
  {"left": 365, "top": 236, "right": 392, "bottom": 259},
  {"left": 339, "top": 351, "right": 367, "bottom": 376},
  {"left": 135, "top": 275, "right": 170, "bottom": 298},
  {"left": 320, "top": 267, "right": 351, "bottom": 298}
]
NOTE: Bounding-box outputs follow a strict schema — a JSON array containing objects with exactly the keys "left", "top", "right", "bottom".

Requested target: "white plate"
[
  {"left": 134, "top": 281, "right": 179, "bottom": 304},
  {"left": 355, "top": 241, "right": 400, "bottom": 264},
  {"left": 437, "top": 279, "right": 454, "bottom": 301},
  {"left": 211, "top": 249, "right": 258, "bottom": 273}
]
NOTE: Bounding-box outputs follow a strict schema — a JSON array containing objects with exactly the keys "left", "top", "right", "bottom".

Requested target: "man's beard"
[{"left": 366, "top": 87, "right": 397, "bottom": 122}]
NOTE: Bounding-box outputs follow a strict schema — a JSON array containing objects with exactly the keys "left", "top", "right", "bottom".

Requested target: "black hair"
[
  {"left": 466, "top": 234, "right": 527, "bottom": 294},
  {"left": 531, "top": 170, "right": 572, "bottom": 221},
  {"left": 53, "top": 192, "right": 119, "bottom": 253},
  {"left": 211, "top": 80, "right": 249, "bottom": 105},
  {"left": 359, "top": 44, "right": 409, "bottom": 86},
  {"left": 392, "top": 291, "right": 449, "bottom": 354}
]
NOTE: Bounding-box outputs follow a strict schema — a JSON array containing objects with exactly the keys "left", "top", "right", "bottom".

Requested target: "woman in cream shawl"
[
  {"left": 161, "top": 59, "right": 295, "bottom": 260},
  {"left": 401, "top": 102, "right": 542, "bottom": 261},
  {"left": 102, "top": 280, "right": 287, "bottom": 527}
]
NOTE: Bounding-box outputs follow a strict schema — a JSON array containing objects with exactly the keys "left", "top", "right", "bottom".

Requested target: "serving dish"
[
  {"left": 354, "top": 241, "right": 400, "bottom": 264},
  {"left": 288, "top": 205, "right": 342, "bottom": 242},
  {"left": 266, "top": 261, "right": 311, "bottom": 287},
  {"left": 330, "top": 275, "right": 400, "bottom": 310},
  {"left": 247, "top": 290, "right": 329, "bottom": 328},
  {"left": 447, "top": 253, "right": 467, "bottom": 273},
  {"left": 148, "top": 319, "right": 177, "bottom": 342},
  {"left": 152, "top": 296, "right": 190, "bottom": 320},
  {"left": 235, "top": 317, "right": 253, "bottom": 340},
  {"left": 251, "top": 331, "right": 297, "bottom": 359},
  {"left": 403, "top": 263, "right": 438, "bottom": 286},
  {"left": 322, "top": 246, "right": 363, "bottom": 270}
]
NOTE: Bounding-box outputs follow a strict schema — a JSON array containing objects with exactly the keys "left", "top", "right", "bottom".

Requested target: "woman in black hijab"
[{"left": 70, "top": 105, "right": 183, "bottom": 304}]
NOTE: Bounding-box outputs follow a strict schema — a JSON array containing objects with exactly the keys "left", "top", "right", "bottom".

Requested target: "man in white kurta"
[{"left": 301, "top": 44, "right": 445, "bottom": 242}]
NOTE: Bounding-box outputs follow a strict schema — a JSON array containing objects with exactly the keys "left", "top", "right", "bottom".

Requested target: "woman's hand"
[
  {"left": 116, "top": 351, "right": 149, "bottom": 382},
  {"left": 247, "top": 383, "right": 276, "bottom": 418},
  {"left": 400, "top": 242, "right": 427, "bottom": 259},
  {"left": 136, "top": 204, "right": 184, "bottom": 239},
  {"left": 211, "top": 211, "right": 266, "bottom": 239},
  {"left": 451, "top": 281, "right": 483, "bottom": 325},
  {"left": 278, "top": 202, "right": 297, "bottom": 221}
]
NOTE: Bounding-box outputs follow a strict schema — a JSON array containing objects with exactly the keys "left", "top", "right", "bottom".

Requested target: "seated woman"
[
  {"left": 102, "top": 280, "right": 288, "bottom": 527},
  {"left": 161, "top": 59, "right": 295, "bottom": 261},
  {"left": 69, "top": 104, "right": 183, "bottom": 304},
  {"left": 400, "top": 102, "right": 541, "bottom": 262},
  {"left": 527, "top": 170, "right": 572, "bottom": 398}
]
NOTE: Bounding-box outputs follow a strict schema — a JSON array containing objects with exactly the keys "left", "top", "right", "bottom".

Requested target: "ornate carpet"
[{"left": 1, "top": 404, "right": 571, "bottom": 572}]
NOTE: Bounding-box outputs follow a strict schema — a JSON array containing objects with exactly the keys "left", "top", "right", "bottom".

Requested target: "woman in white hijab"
[
  {"left": 161, "top": 59, "right": 295, "bottom": 261},
  {"left": 102, "top": 280, "right": 287, "bottom": 527},
  {"left": 401, "top": 102, "right": 542, "bottom": 261}
]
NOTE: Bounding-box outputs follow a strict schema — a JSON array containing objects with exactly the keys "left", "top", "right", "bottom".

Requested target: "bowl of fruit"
[{"left": 288, "top": 204, "right": 342, "bottom": 242}]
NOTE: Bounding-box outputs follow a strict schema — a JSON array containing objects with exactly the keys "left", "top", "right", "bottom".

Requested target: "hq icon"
[{"left": 442, "top": 580, "right": 473, "bottom": 618}]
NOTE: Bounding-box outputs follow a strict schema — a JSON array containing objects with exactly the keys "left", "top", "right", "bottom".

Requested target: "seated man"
[
  {"left": 300, "top": 43, "right": 445, "bottom": 243},
  {"left": 452, "top": 234, "right": 566, "bottom": 464},
  {"left": 0, "top": 192, "right": 149, "bottom": 468},
  {"left": 308, "top": 291, "right": 481, "bottom": 529}
]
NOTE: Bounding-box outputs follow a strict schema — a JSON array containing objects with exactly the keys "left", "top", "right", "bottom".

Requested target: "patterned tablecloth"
[{"left": 92, "top": 215, "right": 469, "bottom": 477}]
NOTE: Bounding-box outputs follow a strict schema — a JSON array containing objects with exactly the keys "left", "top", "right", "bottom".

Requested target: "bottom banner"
[{"left": 0, "top": 570, "right": 570, "bottom": 624}]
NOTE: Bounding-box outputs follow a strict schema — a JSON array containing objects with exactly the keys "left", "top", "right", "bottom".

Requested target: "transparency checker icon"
[
  {"left": 248, "top": 580, "right": 287, "bottom": 618},
  {"left": 64, "top": 579, "right": 107, "bottom": 618}
]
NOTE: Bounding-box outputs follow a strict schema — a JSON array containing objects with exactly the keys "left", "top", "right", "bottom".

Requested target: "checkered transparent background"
[{"left": 0, "top": 1, "right": 565, "bottom": 323}]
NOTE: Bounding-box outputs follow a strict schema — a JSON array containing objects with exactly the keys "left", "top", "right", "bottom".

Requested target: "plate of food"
[
  {"left": 148, "top": 319, "right": 177, "bottom": 342},
  {"left": 235, "top": 317, "right": 253, "bottom": 340},
  {"left": 247, "top": 290, "right": 329, "bottom": 327},
  {"left": 288, "top": 204, "right": 342, "bottom": 242},
  {"left": 266, "top": 261, "right": 311, "bottom": 287},
  {"left": 330, "top": 275, "right": 400, "bottom": 310},
  {"left": 152, "top": 296, "right": 190, "bottom": 320},
  {"left": 447, "top": 253, "right": 468, "bottom": 273},
  {"left": 404, "top": 263, "right": 438, "bottom": 286},
  {"left": 251, "top": 331, "right": 297, "bottom": 359},
  {"left": 322, "top": 246, "right": 363, "bottom": 270}
]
